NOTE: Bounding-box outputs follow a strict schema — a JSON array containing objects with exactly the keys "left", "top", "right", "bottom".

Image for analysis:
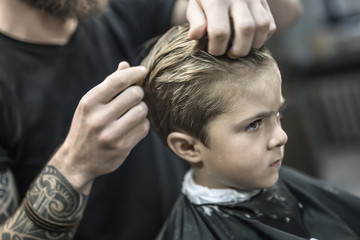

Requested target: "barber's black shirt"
[{"left": 0, "top": 0, "right": 188, "bottom": 239}]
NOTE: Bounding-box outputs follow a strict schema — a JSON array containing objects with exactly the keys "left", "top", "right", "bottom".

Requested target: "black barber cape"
[{"left": 157, "top": 166, "right": 360, "bottom": 240}]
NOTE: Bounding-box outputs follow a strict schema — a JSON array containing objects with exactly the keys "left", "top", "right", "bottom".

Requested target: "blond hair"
[{"left": 142, "top": 24, "right": 276, "bottom": 146}]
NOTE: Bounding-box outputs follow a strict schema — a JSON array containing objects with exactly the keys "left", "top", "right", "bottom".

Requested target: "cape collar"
[{"left": 182, "top": 169, "right": 261, "bottom": 205}]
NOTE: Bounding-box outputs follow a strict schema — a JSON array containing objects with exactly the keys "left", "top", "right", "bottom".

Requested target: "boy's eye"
[{"left": 246, "top": 120, "right": 261, "bottom": 132}]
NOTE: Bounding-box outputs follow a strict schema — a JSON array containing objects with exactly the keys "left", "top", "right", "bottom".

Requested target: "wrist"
[{"left": 49, "top": 144, "right": 93, "bottom": 194}]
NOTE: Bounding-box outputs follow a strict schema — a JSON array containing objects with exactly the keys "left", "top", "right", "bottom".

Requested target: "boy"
[{"left": 141, "top": 24, "right": 360, "bottom": 240}]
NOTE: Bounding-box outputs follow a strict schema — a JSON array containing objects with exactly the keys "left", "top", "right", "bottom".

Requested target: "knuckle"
[
  {"left": 129, "top": 86, "right": 144, "bottom": 101},
  {"left": 269, "top": 23, "right": 277, "bottom": 35},
  {"left": 118, "top": 138, "right": 132, "bottom": 152},
  {"left": 229, "top": 47, "right": 250, "bottom": 58},
  {"left": 98, "top": 131, "right": 114, "bottom": 146},
  {"left": 86, "top": 115, "right": 103, "bottom": 131},
  {"left": 78, "top": 95, "right": 93, "bottom": 114},
  {"left": 238, "top": 21, "right": 255, "bottom": 36},
  {"left": 105, "top": 73, "right": 126, "bottom": 91},
  {"left": 208, "top": 27, "right": 230, "bottom": 41},
  {"left": 134, "top": 102, "right": 148, "bottom": 119},
  {"left": 257, "top": 18, "right": 270, "bottom": 31}
]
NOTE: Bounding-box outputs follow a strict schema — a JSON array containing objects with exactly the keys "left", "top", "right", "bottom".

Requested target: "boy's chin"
[{"left": 261, "top": 173, "right": 280, "bottom": 189}]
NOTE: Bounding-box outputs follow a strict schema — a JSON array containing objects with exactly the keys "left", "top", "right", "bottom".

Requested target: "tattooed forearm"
[
  {"left": 0, "top": 165, "right": 88, "bottom": 240},
  {"left": 0, "top": 170, "right": 19, "bottom": 223}
]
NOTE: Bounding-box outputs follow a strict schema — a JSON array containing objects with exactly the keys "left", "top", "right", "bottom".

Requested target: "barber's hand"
[
  {"left": 51, "top": 62, "right": 150, "bottom": 194},
  {"left": 187, "top": 0, "right": 276, "bottom": 58}
]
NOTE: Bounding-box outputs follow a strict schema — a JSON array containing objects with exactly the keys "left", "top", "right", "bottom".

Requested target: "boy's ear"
[{"left": 167, "top": 132, "right": 202, "bottom": 164}]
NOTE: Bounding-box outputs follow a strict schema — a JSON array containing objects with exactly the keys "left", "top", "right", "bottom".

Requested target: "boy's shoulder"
[
  {"left": 156, "top": 194, "right": 269, "bottom": 240},
  {"left": 157, "top": 166, "right": 360, "bottom": 240},
  {"left": 279, "top": 165, "right": 360, "bottom": 236}
]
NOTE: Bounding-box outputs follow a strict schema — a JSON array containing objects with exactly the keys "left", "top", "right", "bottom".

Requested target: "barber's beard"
[{"left": 20, "top": 0, "right": 110, "bottom": 19}]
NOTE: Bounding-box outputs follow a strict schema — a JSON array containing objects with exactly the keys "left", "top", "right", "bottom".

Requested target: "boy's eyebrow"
[{"left": 241, "top": 99, "right": 286, "bottom": 122}]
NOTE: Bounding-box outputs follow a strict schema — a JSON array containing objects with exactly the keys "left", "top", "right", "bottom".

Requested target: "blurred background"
[{"left": 267, "top": 0, "right": 360, "bottom": 197}]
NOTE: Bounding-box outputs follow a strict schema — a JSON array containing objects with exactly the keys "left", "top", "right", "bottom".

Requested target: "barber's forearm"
[
  {"left": 0, "top": 170, "right": 19, "bottom": 224},
  {"left": 0, "top": 165, "right": 88, "bottom": 240},
  {"left": 268, "top": 0, "right": 303, "bottom": 31}
]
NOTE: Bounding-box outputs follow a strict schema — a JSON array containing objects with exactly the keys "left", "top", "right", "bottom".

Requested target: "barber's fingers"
[
  {"left": 188, "top": 0, "right": 232, "bottom": 56},
  {"left": 107, "top": 102, "right": 150, "bottom": 146},
  {"left": 228, "top": 0, "right": 255, "bottom": 58},
  {"left": 250, "top": 0, "right": 276, "bottom": 48},
  {"left": 187, "top": 0, "right": 207, "bottom": 40},
  {"left": 187, "top": 0, "right": 277, "bottom": 58},
  {"left": 87, "top": 64, "right": 147, "bottom": 104},
  {"left": 205, "top": 1, "right": 232, "bottom": 56},
  {"left": 228, "top": 0, "right": 276, "bottom": 58},
  {"left": 102, "top": 85, "right": 145, "bottom": 121},
  {"left": 98, "top": 101, "right": 149, "bottom": 150},
  {"left": 245, "top": 0, "right": 269, "bottom": 49},
  {"left": 261, "top": 0, "right": 277, "bottom": 41}
]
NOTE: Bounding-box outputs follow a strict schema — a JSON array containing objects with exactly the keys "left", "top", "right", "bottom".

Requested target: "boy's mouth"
[{"left": 269, "top": 159, "right": 282, "bottom": 167}]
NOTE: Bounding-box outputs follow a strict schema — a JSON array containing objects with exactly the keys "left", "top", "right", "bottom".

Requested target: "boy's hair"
[{"left": 142, "top": 24, "right": 277, "bottom": 147}]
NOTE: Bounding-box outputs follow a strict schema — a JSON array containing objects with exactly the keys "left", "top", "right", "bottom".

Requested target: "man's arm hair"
[{"left": 0, "top": 165, "right": 88, "bottom": 240}]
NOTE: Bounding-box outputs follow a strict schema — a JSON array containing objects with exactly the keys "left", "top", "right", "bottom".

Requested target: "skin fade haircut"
[
  {"left": 141, "top": 24, "right": 277, "bottom": 147},
  {"left": 20, "top": 0, "right": 109, "bottom": 19}
]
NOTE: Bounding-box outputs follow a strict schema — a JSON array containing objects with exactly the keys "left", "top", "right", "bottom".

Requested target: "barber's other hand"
[
  {"left": 51, "top": 62, "right": 150, "bottom": 194},
  {"left": 187, "top": 0, "right": 276, "bottom": 58}
]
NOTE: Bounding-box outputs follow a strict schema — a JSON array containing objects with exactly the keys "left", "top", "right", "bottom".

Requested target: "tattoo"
[
  {"left": 0, "top": 170, "right": 19, "bottom": 223},
  {"left": 0, "top": 165, "right": 88, "bottom": 240}
]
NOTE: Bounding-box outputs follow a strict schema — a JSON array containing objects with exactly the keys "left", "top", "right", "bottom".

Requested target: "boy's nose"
[{"left": 268, "top": 124, "right": 288, "bottom": 150}]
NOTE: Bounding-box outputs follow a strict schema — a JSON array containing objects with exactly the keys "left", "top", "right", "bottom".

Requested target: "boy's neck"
[
  {"left": 0, "top": 0, "right": 78, "bottom": 45},
  {"left": 182, "top": 169, "right": 261, "bottom": 205}
]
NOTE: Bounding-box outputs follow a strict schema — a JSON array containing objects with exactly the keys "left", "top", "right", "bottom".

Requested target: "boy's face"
[{"left": 195, "top": 63, "right": 287, "bottom": 190}]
